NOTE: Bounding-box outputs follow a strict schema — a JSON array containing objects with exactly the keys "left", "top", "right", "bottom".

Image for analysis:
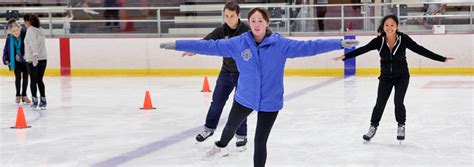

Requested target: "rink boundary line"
[
  {"left": 0, "top": 69, "right": 61, "bottom": 76},
  {"left": 92, "top": 76, "right": 344, "bottom": 167},
  {"left": 1, "top": 68, "right": 472, "bottom": 76},
  {"left": 48, "top": 32, "right": 474, "bottom": 39},
  {"left": 356, "top": 68, "right": 474, "bottom": 76}
]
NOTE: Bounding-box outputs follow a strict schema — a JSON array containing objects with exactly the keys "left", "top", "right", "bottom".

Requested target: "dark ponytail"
[{"left": 23, "top": 14, "right": 40, "bottom": 28}]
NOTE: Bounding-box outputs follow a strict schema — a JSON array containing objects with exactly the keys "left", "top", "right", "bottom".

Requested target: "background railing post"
[
  {"left": 157, "top": 9, "right": 161, "bottom": 37},
  {"left": 470, "top": 3, "right": 473, "bottom": 32},
  {"left": 341, "top": 5, "right": 344, "bottom": 35},
  {"left": 48, "top": 9, "right": 53, "bottom": 37},
  {"left": 221, "top": 9, "right": 224, "bottom": 24},
  {"left": 286, "top": 6, "right": 290, "bottom": 35}
]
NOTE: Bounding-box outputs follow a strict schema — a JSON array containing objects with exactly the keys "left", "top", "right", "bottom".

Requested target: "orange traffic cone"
[
  {"left": 11, "top": 106, "right": 31, "bottom": 129},
  {"left": 201, "top": 76, "right": 212, "bottom": 92},
  {"left": 140, "top": 90, "right": 156, "bottom": 110}
]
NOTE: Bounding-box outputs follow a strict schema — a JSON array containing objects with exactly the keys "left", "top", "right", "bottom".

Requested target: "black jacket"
[
  {"left": 203, "top": 19, "right": 250, "bottom": 73},
  {"left": 344, "top": 32, "right": 446, "bottom": 78}
]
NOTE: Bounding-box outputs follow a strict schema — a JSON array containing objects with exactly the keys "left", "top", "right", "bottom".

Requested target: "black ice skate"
[
  {"left": 363, "top": 125, "right": 377, "bottom": 143},
  {"left": 196, "top": 130, "right": 214, "bottom": 142},
  {"left": 31, "top": 97, "right": 38, "bottom": 109},
  {"left": 397, "top": 124, "right": 405, "bottom": 144},
  {"left": 39, "top": 97, "right": 47, "bottom": 110},
  {"left": 235, "top": 137, "right": 247, "bottom": 152}
]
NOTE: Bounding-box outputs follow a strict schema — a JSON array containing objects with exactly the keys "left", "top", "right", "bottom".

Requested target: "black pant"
[
  {"left": 104, "top": 10, "right": 119, "bottom": 27},
  {"left": 14, "top": 62, "right": 28, "bottom": 96},
  {"left": 27, "top": 60, "right": 47, "bottom": 98},
  {"left": 315, "top": 7, "right": 327, "bottom": 31},
  {"left": 205, "top": 71, "right": 247, "bottom": 136},
  {"left": 216, "top": 101, "right": 278, "bottom": 167},
  {"left": 371, "top": 76, "right": 409, "bottom": 127}
]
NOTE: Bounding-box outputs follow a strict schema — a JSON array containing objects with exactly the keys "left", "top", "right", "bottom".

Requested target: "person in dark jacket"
[
  {"left": 2, "top": 19, "right": 30, "bottom": 104},
  {"left": 103, "top": 0, "right": 120, "bottom": 29},
  {"left": 183, "top": 2, "right": 251, "bottom": 150},
  {"left": 161, "top": 7, "right": 359, "bottom": 167},
  {"left": 333, "top": 15, "right": 453, "bottom": 143}
]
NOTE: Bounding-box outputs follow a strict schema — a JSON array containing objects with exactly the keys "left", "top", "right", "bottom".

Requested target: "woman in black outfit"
[{"left": 334, "top": 15, "right": 453, "bottom": 143}]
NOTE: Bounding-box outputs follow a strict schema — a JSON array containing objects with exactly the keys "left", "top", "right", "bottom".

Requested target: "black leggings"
[
  {"left": 216, "top": 101, "right": 278, "bottom": 167},
  {"left": 14, "top": 62, "right": 28, "bottom": 96},
  {"left": 371, "top": 76, "right": 409, "bottom": 127},
  {"left": 28, "top": 60, "right": 47, "bottom": 98},
  {"left": 104, "top": 10, "right": 119, "bottom": 26}
]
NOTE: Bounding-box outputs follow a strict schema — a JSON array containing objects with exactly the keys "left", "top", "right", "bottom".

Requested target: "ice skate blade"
[
  {"left": 202, "top": 152, "right": 229, "bottom": 161},
  {"left": 398, "top": 140, "right": 403, "bottom": 145},
  {"left": 236, "top": 146, "right": 247, "bottom": 152}
]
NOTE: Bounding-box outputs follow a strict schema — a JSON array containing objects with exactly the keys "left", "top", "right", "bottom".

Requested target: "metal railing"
[{"left": 0, "top": 2, "right": 472, "bottom": 37}]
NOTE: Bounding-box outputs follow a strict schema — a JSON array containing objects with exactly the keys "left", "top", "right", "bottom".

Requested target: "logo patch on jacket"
[{"left": 241, "top": 49, "right": 252, "bottom": 61}]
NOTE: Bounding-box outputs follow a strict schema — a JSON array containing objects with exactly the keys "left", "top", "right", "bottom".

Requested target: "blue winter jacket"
[{"left": 176, "top": 32, "right": 342, "bottom": 112}]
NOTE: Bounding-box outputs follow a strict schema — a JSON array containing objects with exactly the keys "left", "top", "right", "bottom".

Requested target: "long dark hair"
[
  {"left": 377, "top": 15, "right": 399, "bottom": 36},
  {"left": 23, "top": 14, "right": 40, "bottom": 28}
]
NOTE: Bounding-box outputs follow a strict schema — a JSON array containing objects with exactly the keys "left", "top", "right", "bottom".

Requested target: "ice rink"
[{"left": 0, "top": 76, "right": 472, "bottom": 167}]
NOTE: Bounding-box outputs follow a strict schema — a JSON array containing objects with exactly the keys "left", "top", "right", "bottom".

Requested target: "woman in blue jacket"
[
  {"left": 161, "top": 8, "right": 359, "bottom": 167},
  {"left": 2, "top": 19, "right": 30, "bottom": 104}
]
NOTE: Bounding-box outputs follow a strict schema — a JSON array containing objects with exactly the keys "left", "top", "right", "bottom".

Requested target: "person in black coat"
[
  {"left": 103, "top": 0, "right": 120, "bottom": 29},
  {"left": 182, "top": 2, "right": 251, "bottom": 149},
  {"left": 333, "top": 15, "right": 453, "bottom": 143}
]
